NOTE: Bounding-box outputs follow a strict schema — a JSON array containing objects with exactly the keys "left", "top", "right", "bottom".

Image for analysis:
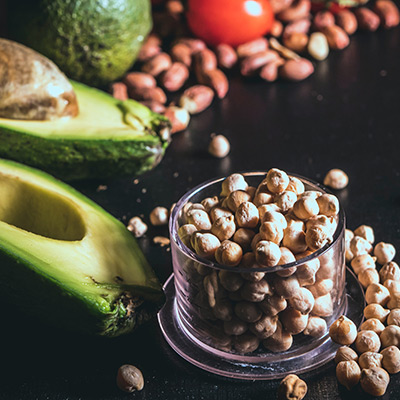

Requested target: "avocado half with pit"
[
  {"left": 0, "top": 39, "right": 171, "bottom": 180},
  {"left": 0, "top": 158, "right": 164, "bottom": 337}
]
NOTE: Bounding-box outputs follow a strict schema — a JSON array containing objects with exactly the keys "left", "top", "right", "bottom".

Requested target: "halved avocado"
[
  {"left": 0, "top": 158, "right": 164, "bottom": 337},
  {"left": 0, "top": 82, "right": 171, "bottom": 180}
]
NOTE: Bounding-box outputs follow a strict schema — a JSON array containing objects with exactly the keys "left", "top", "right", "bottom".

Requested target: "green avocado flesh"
[
  {"left": 0, "top": 82, "right": 170, "bottom": 180},
  {"left": 0, "top": 159, "right": 164, "bottom": 337}
]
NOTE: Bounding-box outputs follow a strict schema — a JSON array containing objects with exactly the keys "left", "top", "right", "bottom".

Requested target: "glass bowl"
[{"left": 158, "top": 172, "right": 365, "bottom": 380}]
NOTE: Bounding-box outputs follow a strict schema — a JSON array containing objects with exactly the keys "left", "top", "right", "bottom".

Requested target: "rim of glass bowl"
[{"left": 169, "top": 171, "right": 345, "bottom": 274}]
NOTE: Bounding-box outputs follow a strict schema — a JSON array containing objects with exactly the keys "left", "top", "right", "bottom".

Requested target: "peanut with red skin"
[
  {"left": 259, "top": 58, "right": 285, "bottom": 82},
  {"left": 313, "top": 10, "right": 335, "bottom": 30},
  {"left": 142, "top": 53, "right": 172, "bottom": 77},
  {"left": 335, "top": 10, "right": 358, "bottom": 35},
  {"left": 215, "top": 44, "right": 238, "bottom": 69},
  {"left": 170, "top": 43, "right": 192, "bottom": 67},
  {"left": 241, "top": 51, "right": 280, "bottom": 76},
  {"left": 355, "top": 8, "right": 381, "bottom": 31},
  {"left": 280, "top": 58, "right": 314, "bottom": 81},
  {"left": 236, "top": 38, "right": 269, "bottom": 58},
  {"left": 277, "top": 0, "right": 311, "bottom": 22},
  {"left": 179, "top": 85, "right": 214, "bottom": 114},
  {"left": 197, "top": 69, "right": 229, "bottom": 99},
  {"left": 160, "top": 62, "right": 189, "bottom": 92},
  {"left": 322, "top": 25, "right": 350, "bottom": 50},
  {"left": 374, "top": 0, "right": 400, "bottom": 28},
  {"left": 111, "top": 82, "right": 128, "bottom": 101}
]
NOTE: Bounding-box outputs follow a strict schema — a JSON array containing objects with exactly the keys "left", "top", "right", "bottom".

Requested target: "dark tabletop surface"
[{"left": 1, "top": 27, "right": 400, "bottom": 400}]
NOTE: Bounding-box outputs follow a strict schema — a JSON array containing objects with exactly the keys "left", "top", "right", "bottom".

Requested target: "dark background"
[{"left": 1, "top": 27, "right": 400, "bottom": 400}]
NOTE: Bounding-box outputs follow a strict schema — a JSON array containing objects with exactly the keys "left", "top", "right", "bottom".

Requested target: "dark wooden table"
[{"left": 1, "top": 27, "right": 399, "bottom": 400}]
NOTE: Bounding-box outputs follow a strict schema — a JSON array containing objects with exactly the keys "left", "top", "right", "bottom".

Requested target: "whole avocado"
[{"left": 7, "top": 0, "right": 152, "bottom": 86}]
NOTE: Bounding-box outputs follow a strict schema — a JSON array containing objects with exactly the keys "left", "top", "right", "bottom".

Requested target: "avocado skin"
[
  {"left": 6, "top": 0, "right": 152, "bottom": 86},
  {"left": 0, "top": 127, "right": 168, "bottom": 181},
  {"left": 0, "top": 159, "right": 165, "bottom": 337}
]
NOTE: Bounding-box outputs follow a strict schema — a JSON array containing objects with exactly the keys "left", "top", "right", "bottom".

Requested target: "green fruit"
[
  {"left": 0, "top": 81, "right": 171, "bottom": 180},
  {"left": 6, "top": 0, "right": 152, "bottom": 86},
  {"left": 0, "top": 158, "right": 164, "bottom": 337}
]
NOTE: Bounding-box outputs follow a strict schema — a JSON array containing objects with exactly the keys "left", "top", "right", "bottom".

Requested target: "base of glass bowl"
[{"left": 158, "top": 267, "right": 365, "bottom": 380}]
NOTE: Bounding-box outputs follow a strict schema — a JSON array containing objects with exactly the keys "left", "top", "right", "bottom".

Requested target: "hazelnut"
[
  {"left": 334, "top": 346, "right": 359, "bottom": 364},
  {"left": 360, "top": 367, "right": 390, "bottom": 396},
  {"left": 277, "top": 374, "right": 307, "bottom": 400},
  {"left": 380, "top": 345, "right": 400, "bottom": 374},
  {"left": 358, "top": 352, "right": 383, "bottom": 369},
  {"left": 149, "top": 206, "right": 169, "bottom": 226},
  {"left": 235, "top": 201, "right": 259, "bottom": 228},
  {"left": 208, "top": 134, "right": 230, "bottom": 158},
  {"left": 355, "top": 330, "right": 381, "bottom": 354},
  {"left": 336, "top": 360, "right": 361, "bottom": 390},
  {"left": 329, "top": 315, "right": 357, "bottom": 345},
  {"left": 374, "top": 242, "right": 396, "bottom": 265},
  {"left": 215, "top": 240, "right": 243, "bottom": 266},
  {"left": 323, "top": 168, "right": 349, "bottom": 189}
]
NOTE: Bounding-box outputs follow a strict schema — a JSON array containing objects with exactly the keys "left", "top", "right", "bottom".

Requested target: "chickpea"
[
  {"left": 360, "top": 318, "right": 385, "bottom": 335},
  {"left": 236, "top": 201, "right": 259, "bottom": 228},
  {"left": 178, "top": 224, "right": 197, "bottom": 248},
  {"left": 358, "top": 268, "right": 380, "bottom": 289},
  {"left": 307, "top": 279, "right": 333, "bottom": 298},
  {"left": 360, "top": 367, "right": 390, "bottom": 396},
  {"left": 211, "top": 215, "right": 236, "bottom": 241},
  {"left": 259, "top": 295, "right": 287, "bottom": 316},
  {"left": 303, "top": 316, "right": 327, "bottom": 337},
  {"left": 149, "top": 206, "right": 169, "bottom": 226},
  {"left": 288, "top": 287, "right": 315, "bottom": 314},
  {"left": 374, "top": 242, "right": 396, "bottom": 265},
  {"left": 191, "top": 232, "right": 220, "bottom": 259},
  {"left": 276, "top": 247, "right": 297, "bottom": 277},
  {"left": 210, "top": 329, "right": 232, "bottom": 352},
  {"left": 215, "top": 240, "right": 243, "bottom": 267},
  {"left": 351, "top": 254, "right": 376, "bottom": 275},
  {"left": 208, "top": 134, "right": 230, "bottom": 158},
  {"left": 246, "top": 186, "right": 257, "bottom": 199},
  {"left": 365, "top": 283, "right": 390, "bottom": 306},
  {"left": 358, "top": 352, "right": 383, "bottom": 369},
  {"left": 220, "top": 173, "right": 248, "bottom": 197},
  {"left": 263, "top": 321, "right": 293, "bottom": 352},
  {"left": 233, "top": 228, "right": 255, "bottom": 251},
  {"left": 265, "top": 168, "right": 289, "bottom": 194},
  {"left": 329, "top": 315, "right": 357, "bottom": 345},
  {"left": 255, "top": 240, "right": 281, "bottom": 267},
  {"left": 336, "top": 360, "right": 361, "bottom": 390},
  {"left": 201, "top": 196, "right": 219, "bottom": 212},
  {"left": 355, "top": 330, "right": 381, "bottom": 354},
  {"left": 311, "top": 293, "right": 333, "bottom": 317},
  {"left": 240, "top": 252, "right": 265, "bottom": 282},
  {"left": 277, "top": 374, "right": 307, "bottom": 400},
  {"left": 387, "top": 293, "right": 400, "bottom": 310},
  {"left": 300, "top": 190, "right": 322, "bottom": 200},
  {"left": 209, "top": 206, "right": 233, "bottom": 223},
  {"left": 384, "top": 279, "right": 400, "bottom": 294},
  {"left": 305, "top": 225, "right": 332, "bottom": 251},
  {"left": 387, "top": 309, "right": 400, "bottom": 326},
  {"left": 117, "top": 364, "right": 144, "bottom": 393},
  {"left": 345, "top": 228, "right": 354, "bottom": 246},
  {"left": 350, "top": 236, "right": 373, "bottom": 258},
  {"left": 364, "top": 304, "right": 389, "bottom": 323},
  {"left": 381, "top": 345, "right": 400, "bottom": 374},
  {"left": 380, "top": 325, "right": 400, "bottom": 348},
  {"left": 354, "top": 225, "right": 375, "bottom": 244},
  {"left": 293, "top": 197, "right": 319, "bottom": 220},
  {"left": 226, "top": 190, "right": 252, "bottom": 212},
  {"left": 316, "top": 194, "right": 340, "bottom": 217},
  {"left": 275, "top": 191, "right": 297, "bottom": 212},
  {"left": 323, "top": 169, "right": 349, "bottom": 190},
  {"left": 234, "top": 301, "right": 262, "bottom": 323},
  {"left": 258, "top": 203, "right": 281, "bottom": 219},
  {"left": 295, "top": 253, "right": 320, "bottom": 281},
  {"left": 345, "top": 248, "right": 354, "bottom": 264},
  {"left": 282, "top": 226, "right": 308, "bottom": 254},
  {"left": 233, "top": 332, "right": 260, "bottom": 353},
  {"left": 219, "top": 270, "right": 244, "bottom": 292},
  {"left": 274, "top": 275, "right": 300, "bottom": 298},
  {"left": 249, "top": 314, "right": 279, "bottom": 339},
  {"left": 280, "top": 308, "right": 309, "bottom": 335},
  {"left": 186, "top": 209, "right": 212, "bottom": 231},
  {"left": 260, "top": 221, "right": 284, "bottom": 245},
  {"left": 251, "top": 233, "right": 262, "bottom": 252},
  {"left": 334, "top": 346, "right": 359, "bottom": 364},
  {"left": 127, "top": 216, "right": 148, "bottom": 238},
  {"left": 261, "top": 210, "right": 287, "bottom": 229},
  {"left": 252, "top": 191, "right": 273, "bottom": 207},
  {"left": 223, "top": 316, "right": 248, "bottom": 336},
  {"left": 286, "top": 176, "right": 305, "bottom": 195},
  {"left": 212, "top": 298, "right": 234, "bottom": 321},
  {"left": 380, "top": 261, "right": 400, "bottom": 282},
  {"left": 306, "top": 215, "right": 335, "bottom": 234},
  {"left": 240, "top": 279, "right": 273, "bottom": 302}
]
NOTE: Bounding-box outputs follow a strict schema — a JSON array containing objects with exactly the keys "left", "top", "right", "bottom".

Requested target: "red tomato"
[{"left": 186, "top": 0, "right": 274, "bottom": 47}]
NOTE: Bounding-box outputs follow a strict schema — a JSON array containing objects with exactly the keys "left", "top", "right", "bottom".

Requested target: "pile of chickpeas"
[
  {"left": 176, "top": 168, "right": 343, "bottom": 354},
  {"left": 330, "top": 226, "right": 398, "bottom": 396}
]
